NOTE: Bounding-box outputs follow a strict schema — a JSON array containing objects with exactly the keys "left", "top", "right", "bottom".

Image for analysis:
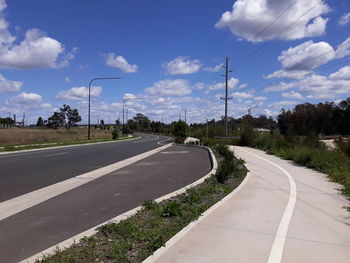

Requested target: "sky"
[{"left": 0, "top": 0, "right": 349, "bottom": 125}]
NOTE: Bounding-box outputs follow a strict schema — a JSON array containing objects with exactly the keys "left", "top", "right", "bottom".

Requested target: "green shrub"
[{"left": 111, "top": 128, "right": 121, "bottom": 140}]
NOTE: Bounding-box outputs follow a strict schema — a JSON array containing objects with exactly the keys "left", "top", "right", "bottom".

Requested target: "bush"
[
  {"left": 174, "top": 136, "right": 184, "bottom": 144},
  {"left": 111, "top": 128, "right": 121, "bottom": 140}
]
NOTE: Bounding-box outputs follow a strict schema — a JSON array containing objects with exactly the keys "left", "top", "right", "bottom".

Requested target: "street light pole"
[
  {"left": 88, "top": 77, "right": 121, "bottom": 140},
  {"left": 122, "top": 97, "right": 143, "bottom": 126}
]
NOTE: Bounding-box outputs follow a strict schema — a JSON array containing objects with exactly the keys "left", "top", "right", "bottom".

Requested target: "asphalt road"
[
  {"left": 0, "top": 140, "right": 212, "bottom": 262},
  {"left": 0, "top": 133, "right": 172, "bottom": 201},
  {"left": 154, "top": 146, "right": 350, "bottom": 263}
]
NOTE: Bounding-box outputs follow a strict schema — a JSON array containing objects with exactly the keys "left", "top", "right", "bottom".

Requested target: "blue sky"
[{"left": 0, "top": 0, "right": 349, "bottom": 124}]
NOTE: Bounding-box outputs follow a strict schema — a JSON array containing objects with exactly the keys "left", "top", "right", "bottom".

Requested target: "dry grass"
[{"left": 0, "top": 127, "right": 113, "bottom": 146}]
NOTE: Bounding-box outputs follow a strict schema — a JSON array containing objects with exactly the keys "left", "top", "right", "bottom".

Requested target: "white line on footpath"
[
  {"left": 0, "top": 143, "right": 172, "bottom": 221},
  {"left": 237, "top": 148, "right": 297, "bottom": 263}
]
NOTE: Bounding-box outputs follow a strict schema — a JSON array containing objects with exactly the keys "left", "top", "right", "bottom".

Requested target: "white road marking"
[
  {"left": 161, "top": 151, "right": 189, "bottom": 154},
  {"left": 133, "top": 136, "right": 160, "bottom": 143},
  {"left": 157, "top": 137, "right": 172, "bottom": 145},
  {"left": 46, "top": 152, "right": 68, "bottom": 157},
  {"left": 0, "top": 143, "right": 172, "bottom": 221},
  {"left": 237, "top": 148, "right": 297, "bottom": 263}
]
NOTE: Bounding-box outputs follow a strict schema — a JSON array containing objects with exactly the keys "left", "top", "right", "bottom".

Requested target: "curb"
[
  {"left": 21, "top": 144, "right": 217, "bottom": 263},
  {"left": 0, "top": 136, "right": 140, "bottom": 156},
  {"left": 142, "top": 146, "right": 251, "bottom": 263}
]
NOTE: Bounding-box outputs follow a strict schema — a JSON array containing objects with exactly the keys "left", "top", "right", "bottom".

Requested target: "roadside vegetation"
[{"left": 36, "top": 145, "right": 247, "bottom": 263}]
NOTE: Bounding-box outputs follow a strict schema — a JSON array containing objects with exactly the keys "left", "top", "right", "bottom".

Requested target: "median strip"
[{"left": 0, "top": 143, "right": 172, "bottom": 221}]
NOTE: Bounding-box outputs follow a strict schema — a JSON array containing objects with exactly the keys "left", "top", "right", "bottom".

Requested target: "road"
[
  {"left": 0, "top": 133, "right": 171, "bottom": 201},
  {"left": 0, "top": 134, "right": 212, "bottom": 262},
  {"left": 154, "top": 146, "right": 350, "bottom": 263}
]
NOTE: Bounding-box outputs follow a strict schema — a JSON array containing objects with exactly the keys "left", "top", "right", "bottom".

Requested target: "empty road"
[{"left": 0, "top": 135, "right": 213, "bottom": 262}]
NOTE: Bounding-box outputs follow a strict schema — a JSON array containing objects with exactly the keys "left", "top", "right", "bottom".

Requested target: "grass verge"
[
  {"left": 36, "top": 145, "right": 247, "bottom": 263},
  {"left": 245, "top": 133, "right": 350, "bottom": 199}
]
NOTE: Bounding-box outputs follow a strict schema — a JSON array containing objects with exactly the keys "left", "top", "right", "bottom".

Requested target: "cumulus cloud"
[
  {"left": 265, "top": 66, "right": 350, "bottom": 100},
  {"left": 0, "top": 1, "right": 76, "bottom": 69},
  {"left": 338, "top": 12, "right": 350, "bottom": 25},
  {"left": 208, "top": 78, "right": 239, "bottom": 92},
  {"left": 268, "top": 37, "right": 350, "bottom": 79},
  {"left": 56, "top": 86, "right": 102, "bottom": 100},
  {"left": 0, "top": 74, "right": 22, "bottom": 93},
  {"left": 145, "top": 79, "right": 192, "bottom": 96},
  {"left": 215, "top": 0, "right": 329, "bottom": 42},
  {"left": 282, "top": 90, "right": 304, "bottom": 100},
  {"left": 163, "top": 56, "right": 201, "bottom": 75},
  {"left": 268, "top": 100, "right": 297, "bottom": 110},
  {"left": 254, "top": 96, "right": 267, "bottom": 101},
  {"left": 278, "top": 40, "right": 334, "bottom": 70},
  {"left": 232, "top": 91, "right": 253, "bottom": 99},
  {"left": 104, "top": 53, "right": 138, "bottom": 73},
  {"left": 5, "top": 92, "right": 51, "bottom": 110},
  {"left": 203, "top": 63, "right": 223, "bottom": 72}
]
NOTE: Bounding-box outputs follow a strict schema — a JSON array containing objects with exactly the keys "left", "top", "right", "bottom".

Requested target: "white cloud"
[
  {"left": 145, "top": 79, "right": 192, "bottom": 97},
  {"left": 329, "top": 66, "right": 350, "bottom": 80},
  {"left": 208, "top": 77, "right": 239, "bottom": 91},
  {"left": 264, "top": 81, "right": 295, "bottom": 92},
  {"left": 266, "top": 69, "right": 311, "bottom": 79},
  {"left": 254, "top": 96, "right": 267, "bottom": 101},
  {"left": 232, "top": 91, "right": 253, "bottom": 99},
  {"left": 268, "top": 100, "right": 297, "bottom": 109},
  {"left": 203, "top": 63, "right": 223, "bottom": 72},
  {"left": 0, "top": 26, "right": 76, "bottom": 69},
  {"left": 215, "top": 0, "right": 329, "bottom": 42},
  {"left": 265, "top": 66, "right": 350, "bottom": 100},
  {"left": 163, "top": 56, "right": 201, "bottom": 75},
  {"left": 5, "top": 92, "right": 51, "bottom": 110},
  {"left": 104, "top": 53, "right": 138, "bottom": 73},
  {"left": 282, "top": 90, "right": 304, "bottom": 100},
  {"left": 193, "top": 82, "right": 205, "bottom": 90},
  {"left": 338, "top": 12, "right": 350, "bottom": 25},
  {"left": 278, "top": 40, "right": 334, "bottom": 70},
  {"left": 56, "top": 86, "right": 102, "bottom": 100},
  {"left": 267, "top": 37, "right": 350, "bottom": 79},
  {"left": 0, "top": 74, "right": 22, "bottom": 93},
  {"left": 334, "top": 37, "right": 350, "bottom": 59}
]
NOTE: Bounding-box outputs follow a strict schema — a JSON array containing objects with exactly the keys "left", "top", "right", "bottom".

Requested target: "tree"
[
  {"left": 59, "top": 104, "right": 82, "bottom": 129},
  {"left": 173, "top": 120, "right": 188, "bottom": 138},
  {"left": 36, "top": 117, "right": 44, "bottom": 127},
  {"left": 47, "top": 112, "right": 64, "bottom": 129}
]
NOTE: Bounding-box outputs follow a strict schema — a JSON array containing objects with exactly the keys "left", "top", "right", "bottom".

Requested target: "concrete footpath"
[
  {"left": 0, "top": 145, "right": 211, "bottom": 263},
  {"left": 148, "top": 146, "right": 350, "bottom": 263}
]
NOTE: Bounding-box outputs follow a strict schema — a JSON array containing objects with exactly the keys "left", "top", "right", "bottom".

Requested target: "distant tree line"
[{"left": 278, "top": 97, "right": 350, "bottom": 136}]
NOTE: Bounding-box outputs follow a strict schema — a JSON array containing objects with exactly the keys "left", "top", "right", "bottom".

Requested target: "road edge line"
[
  {"left": 0, "top": 143, "right": 172, "bottom": 221},
  {"left": 236, "top": 147, "right": 297, "bottom": 263},
  {"left": 20, "top": 145, "right": 217, "bottom": 263}
]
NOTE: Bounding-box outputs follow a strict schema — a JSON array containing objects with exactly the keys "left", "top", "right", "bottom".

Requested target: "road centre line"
[
  {"left": 133, "top": 136, "right": 160, "bottom": 143},
  {"left": 46, "top": 152, "right": 68, "bottom": 157},
  {"left": 0, "top": 143, "right": 172, "bottom": 221},
  {"left": 237, "top": 148, "right": 297, "bottom": 263}
]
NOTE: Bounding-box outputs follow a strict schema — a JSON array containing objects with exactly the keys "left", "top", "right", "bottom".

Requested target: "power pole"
[
  {"left": 220, "top": 57, "right": 233, "bottom": 137},
  {"left": 185, "top": 108, "right": 187, "bottom": 124}
]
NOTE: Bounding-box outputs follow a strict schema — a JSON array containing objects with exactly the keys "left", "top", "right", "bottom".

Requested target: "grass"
[
  {"left": 244, "top": 133, "right": 350, "bottom": 199},
  {"left": 0, "top": 127, "right": 133, "bottom": 152},
  {"left": 35, "top": 145, "right": 247, "bottom": 263}
]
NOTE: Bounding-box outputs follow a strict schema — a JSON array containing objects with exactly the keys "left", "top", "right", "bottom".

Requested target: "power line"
[{"left": 236, "top": 0, "right": 344, "bottom": 70}]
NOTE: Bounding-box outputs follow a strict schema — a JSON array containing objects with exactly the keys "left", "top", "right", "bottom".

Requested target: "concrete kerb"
[
  {"left": 20, "top": 144, "right": 217, "bottom": 263},
  {"left": 0, "top": 136, "right": 140, "bottom": 156},
  {"left": 142, "top": 145, "right": 251, "bottom": 263}
]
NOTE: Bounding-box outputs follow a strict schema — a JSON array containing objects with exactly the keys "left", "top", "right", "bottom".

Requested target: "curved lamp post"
[{"left": 88, "top": 77, "right": 121, "bottom": 140}]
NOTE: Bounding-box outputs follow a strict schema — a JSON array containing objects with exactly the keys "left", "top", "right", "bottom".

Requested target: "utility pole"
[
  {"left": 206, "top": 119, "right": 209, "bottom": 139},
  {"left": 185, "top": 108, "right": 187, "bottom": 124},
  {"left": 220, "top": 57, "right": 233, "bottom": 137}
]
